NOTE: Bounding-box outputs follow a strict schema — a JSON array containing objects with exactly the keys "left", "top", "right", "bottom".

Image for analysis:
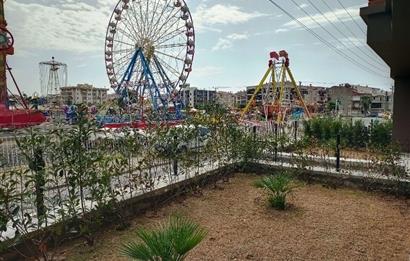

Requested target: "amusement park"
[
  {"left": 1, "top": 0, "right": 410, "bottom": 260},
  {"left": 0, "top": 0, "right": 313, "bottom": 132}
]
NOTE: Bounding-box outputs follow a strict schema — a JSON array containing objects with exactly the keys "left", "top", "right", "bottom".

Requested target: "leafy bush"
[
  {"left": 370, "top": 121, "right": 393, "bottom": 149},
  {"left": 350, "top": 120, "right": 368, "bottom": 149},
  {"left": 121, "top": 215, "right": 207, "bottom": 261},
  {"left": 304, "top": 117, "right": 392, "bottom": 149},
  {"left": 255, "top": 173, "right": 294, "bottom": 210}
]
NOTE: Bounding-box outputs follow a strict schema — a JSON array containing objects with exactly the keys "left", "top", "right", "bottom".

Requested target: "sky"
[{"left": 5, "top": 0, "right": 393, "bottom": 95}]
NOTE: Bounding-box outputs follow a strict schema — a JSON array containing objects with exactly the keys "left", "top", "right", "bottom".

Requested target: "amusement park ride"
[
  {"left": 241, "top": 50, "right": 311, "bottom": 125},
  {"left": 39, "top": 57, "right": 67, "bottom": 99},
  {"left": 0, "top": 0, "right": 308, "bottom": 130},
  {"left": 98, "top": 0, "right": 195, "bottom": 128},
  {"left": 0, "top": 0, "right": 46, "bottom": 128}
]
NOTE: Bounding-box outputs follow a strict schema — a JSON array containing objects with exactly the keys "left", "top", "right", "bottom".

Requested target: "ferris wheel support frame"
[{"left": 117, "top": 48, "right": 166, "bottom": 111}]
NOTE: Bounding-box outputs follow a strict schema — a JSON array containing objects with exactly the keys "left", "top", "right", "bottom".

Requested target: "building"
[
  {"left": 361, "top": 0, "right": 410, "bottom": 150},
  {"left": 107, "top": 93, "right": 119, "bottom": 101},
  {"left": 370, "top": 92, "right": 392, "bottom": 115},
  {"left": 216, "top": 91, "right": 235, "bottom": 109},
  {"left": 327, "top": 84, "right": 393, "bottom": 116},
  {"left": 180, "top": 86, "right": 216, "bottom": 108},
  {"left": 299, "top": 84, "right": 328, "bottom": 112},
  {"left": 60, "top": 84, "right": 108, "bottom": 105},
  {"left": 234, "top": 91, "right": 247, "bottom": 108},
  {"left": 245, "top": 82, "right": 326, "bottom": 111},
  {"left": 246, "top": 82, "right": 294, "bottom": 107}
]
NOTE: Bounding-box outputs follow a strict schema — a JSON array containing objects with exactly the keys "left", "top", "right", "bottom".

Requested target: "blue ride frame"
[{"left": 116, "top": 48, "right": 183, "bottom": 119}]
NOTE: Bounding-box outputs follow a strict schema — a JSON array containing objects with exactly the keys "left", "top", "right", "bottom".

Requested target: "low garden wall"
[{"left": 2, "top": 161, "right": 409, "bottom": 260}]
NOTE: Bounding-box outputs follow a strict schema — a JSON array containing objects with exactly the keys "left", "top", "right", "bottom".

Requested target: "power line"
[
  {"left": 319, "top": 0, "right": 364, "bottom": 40},
  {"left": 320, "top": 0, "right": 386, "bottom": 67},
  {"left": 335, "top": 0, "right": 367, "bottom": 35},
  {"left": 305, "top": 0, "right": 386, "bottom": 70},
  {"left": 288, "top": 0, "right": 386, "bottom": 75},
  {"left": 319, "top": 0, "right": 377, "bottom": 54},
  {"left": 265, "top": 0, "right": 389, "bottom": 79}
]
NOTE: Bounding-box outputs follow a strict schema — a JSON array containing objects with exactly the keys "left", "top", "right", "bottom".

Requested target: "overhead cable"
[{"left": 266, "top": 0, "right": 390, "bottom": 79}]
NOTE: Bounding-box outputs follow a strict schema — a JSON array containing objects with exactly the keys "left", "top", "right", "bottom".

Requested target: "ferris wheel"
[{"left": 104, "top": 0, "right": 195, "bottom": 115}]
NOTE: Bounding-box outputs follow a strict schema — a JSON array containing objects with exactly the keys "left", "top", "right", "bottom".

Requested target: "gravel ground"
[{"left": 58, "top": 173, "right": 410, "bottom": 261}]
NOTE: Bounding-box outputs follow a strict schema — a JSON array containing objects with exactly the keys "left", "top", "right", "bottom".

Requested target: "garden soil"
[{"left": 58, "top": 173, "right": 410, "bottom": 261}]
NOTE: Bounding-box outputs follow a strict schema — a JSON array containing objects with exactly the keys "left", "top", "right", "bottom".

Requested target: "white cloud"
[
  {"left": 193, "top": 3, "right": 267, "bottom": 32},
  {"left": 194, "top": 65, "right": 223, "bottom": 77},
  {"left": 227, "top": 33, "right": 249, "bottom": 40},
  {"left": 299, "top": 4, "right": 309, "bottom": 9},
  {"left": 7, "top": 0, "right": 110, "bottom": 53},
  {"left": 283, "top": 6, "right": 364, "bottom": 29},
  {"left": 275, "top": 28, "right": 289, "bottom": 34},
  {"left": 212, "top": 33, "right": 249, "bottom": 51},
  {"left": 212, "top": 38, "right": 233, "bottom": 51}
]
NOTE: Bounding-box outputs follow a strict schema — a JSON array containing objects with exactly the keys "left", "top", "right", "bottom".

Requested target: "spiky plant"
[
  {"left": 120, "top": 215, "right": 207, "bottom": 261},
  {"left": 255, "top": 173, "right": 294, "bottom": 210}
]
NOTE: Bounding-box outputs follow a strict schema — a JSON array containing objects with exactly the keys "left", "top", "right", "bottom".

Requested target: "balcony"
[
  {"left": 361, "top": 0, "right": 410, "bottom": 78},
  {"left": 368, "top": 0, "right": 385, "bottom": 6},
  {"left": 352, "top": 96, "right": 362, "bottom": 102}
]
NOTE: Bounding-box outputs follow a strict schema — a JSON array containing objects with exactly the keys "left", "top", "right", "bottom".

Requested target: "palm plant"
[
  {"left": 255, "top": 173, "right": 294, "bottom": 210},
  {"left": 121, "top": 215, "right": 207, "bottom": 261}
]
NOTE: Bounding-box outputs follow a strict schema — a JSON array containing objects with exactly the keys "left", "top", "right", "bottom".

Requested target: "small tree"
[
  {"left": 255, "top": 173, "right": 295, "bottom": 210},
  {"left": 121, "top": 215, "right": 207, "bottom": 261},
  {"left": 370, "top": 120, "right": 392, "bottom": 149},
  {"left": 360, "top": 96, "right": 372, "bottom": 116},
  {"left": 16, "top": 129, "right": 47, "bottom": 227}
]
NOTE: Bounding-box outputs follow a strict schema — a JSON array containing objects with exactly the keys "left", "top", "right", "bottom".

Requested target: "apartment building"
[
  {"left": 60, "top": 84, "right": 108, "bottom": 105},
  {"left": 180, "top": 86, "right": 216, "bottom": 108},
  {"left": 327, "top": 84, "right": 393, "bottom": 116}
]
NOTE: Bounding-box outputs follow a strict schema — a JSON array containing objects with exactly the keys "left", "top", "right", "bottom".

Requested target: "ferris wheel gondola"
[{"left": 104, "top": 0, "right": 195, "bottom": 119}]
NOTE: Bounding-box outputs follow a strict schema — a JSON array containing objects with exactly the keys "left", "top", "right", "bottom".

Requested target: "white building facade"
[{"left": 61, "top": 84, "right": 108, "bottom": 105}]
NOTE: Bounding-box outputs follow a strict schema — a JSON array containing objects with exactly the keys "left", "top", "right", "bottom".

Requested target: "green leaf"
[{"left": 120, "top": 216, "right": 206, "bottom": 261}]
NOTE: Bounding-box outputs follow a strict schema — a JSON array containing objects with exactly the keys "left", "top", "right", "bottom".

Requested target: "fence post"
[
  {"left": 173, "top": 135, "right": 178, "bottom": 176},
  {"left": 294, "top": 121, "right": 298, "bottom": 142},
  {"left": 253, "top": 125, "right": 257, "bottom": 141},
  {"left": 274, "top": 123, "right": 278, "bottom": 161},
  {"left": 336, "top": 133, "right": 341, "bottom": 172},
  {"left": 29, "top": 147, "right": 46, "bottom": 226}
]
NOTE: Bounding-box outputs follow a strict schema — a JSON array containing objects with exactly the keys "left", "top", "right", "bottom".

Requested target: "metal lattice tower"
[{"left": 39, "top": 57, "right": 67, "bottom": 97}]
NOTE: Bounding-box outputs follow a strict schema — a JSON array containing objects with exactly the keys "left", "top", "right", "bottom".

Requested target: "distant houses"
[
  {"left": 327, "top": 83, "right": 393, "bottom": 117},
  {"left": 28, "top": 81, "right": 392, "bottom": 118},
  {"left": 236, "top": 82, "right": 392, "bottom": 117}
]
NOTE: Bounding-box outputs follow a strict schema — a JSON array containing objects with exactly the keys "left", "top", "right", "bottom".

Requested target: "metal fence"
[{"left": 1, "top": 125, "right": 409, "bottom": 244}]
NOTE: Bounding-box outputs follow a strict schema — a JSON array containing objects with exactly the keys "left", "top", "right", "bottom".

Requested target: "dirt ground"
[{"left": 58, "top": 173, "right": 410, "bottom": 261}]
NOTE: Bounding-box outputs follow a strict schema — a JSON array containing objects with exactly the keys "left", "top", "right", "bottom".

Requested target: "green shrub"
[
  {"left": 255, "top": 173, "right": 294, "bottom": 210},
  {"left": 121, "top": 215, "right": 207, "bottom": 261},
  {"left": 304, "top": 117, "right": 392, "bottom": 149},
  {"left": 351, "top": 120, "right": 368, "bottom": 148},
  {"left": 370, "top": 120, "right": 393, "bottom": 149}
]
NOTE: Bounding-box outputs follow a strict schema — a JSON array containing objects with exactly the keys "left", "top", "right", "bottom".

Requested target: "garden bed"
[{"left": 56, "top": 173, "right": 410, "bottom": 260}]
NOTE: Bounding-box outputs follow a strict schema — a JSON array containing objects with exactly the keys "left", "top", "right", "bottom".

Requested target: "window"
[{"left": 371, "top": 103, "right": 382, "bottom": 109}]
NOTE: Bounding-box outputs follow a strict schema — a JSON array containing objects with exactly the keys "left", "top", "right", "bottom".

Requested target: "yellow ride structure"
[{"left": 241, "top": 50, "right": 311, "bottom": 124}]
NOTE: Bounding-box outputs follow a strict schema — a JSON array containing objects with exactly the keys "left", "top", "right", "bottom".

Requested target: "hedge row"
[{"left": 304, "top": 117, "right": 392, "bottom": 149}]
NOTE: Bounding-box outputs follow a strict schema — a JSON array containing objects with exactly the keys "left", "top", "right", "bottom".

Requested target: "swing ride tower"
[{"left": 241, "top": 50, "right": 311, "bottom": 124}]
